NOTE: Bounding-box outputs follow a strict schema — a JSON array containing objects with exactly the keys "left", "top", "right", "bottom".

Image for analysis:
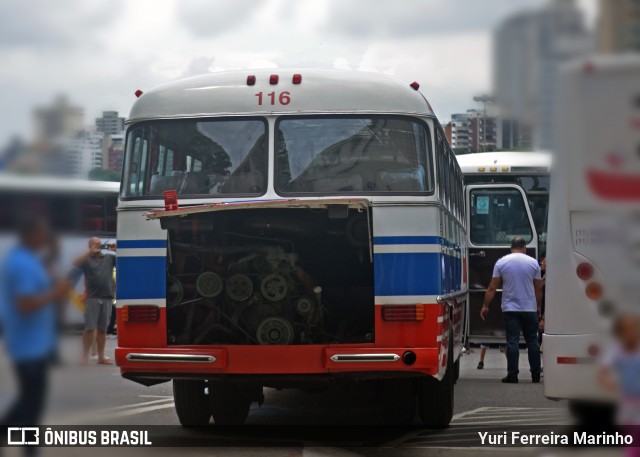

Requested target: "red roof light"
[
  {"left": 410, "top": 82, "right": 420, "bottom": 90},
  {"left": 270, "top": 74, "right": 279, "bottom": 85},
  {"left": 292, "top": 74, "right": 302, "bottom": 84},
  {"left": 576, "top": 262, "right": 594, "bottom": 281},
  {"left": 247, "top": 75, "right": 256, "bottom": 86},
  {"left": 134, "top": 89, "right": 143, "bottom": 98}
]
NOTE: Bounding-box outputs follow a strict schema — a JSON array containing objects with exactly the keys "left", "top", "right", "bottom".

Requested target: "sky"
[{"left": 0, "top": 0, "right": 597, "bottom": 144}]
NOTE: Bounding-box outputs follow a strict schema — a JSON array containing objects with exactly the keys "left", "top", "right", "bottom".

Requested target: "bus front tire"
[
  {"left": 418, "top": 345, "right": 455, "bottom": 428},
  {"left": 173, "top": 380, "right": 211, "bottom": 427},
  {"left": 209, "top": 383, "right": 255, "bottom": 425},
  {"left": 379, "top": 379, "right": 417, "bottom": 425}
]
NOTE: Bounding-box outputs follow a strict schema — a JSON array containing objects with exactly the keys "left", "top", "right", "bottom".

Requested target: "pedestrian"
[
  {"left": 477, "top": 344, "right": 488, "bottom": 369},
  {"left": 599, "top": 313, "right": 640, "bottom": 456},
  {"left": 0, "top": 214, "right": 69, "bottom": 445},
  {"left": 480, "top": 236, "right": 544, "bottom": 383},
  {"left": 74, "top": 237, "right": 116, "bottom": 365}
]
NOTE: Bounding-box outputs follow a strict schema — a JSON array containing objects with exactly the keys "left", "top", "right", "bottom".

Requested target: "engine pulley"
[
  {"left": 256, "top": 317, "right": 294, "bottom": 345},
  {"left": 196, "top": 271, "right": 223, "bottom": 298},
  {"left": 226, "top": 273, "right": 254, "bottom": 302},
  {"left": 260, "top": 274, "right": 288, "bottom": 302},
  {"left": 167, "top": 275, "right": 184, "bottom": 308}
]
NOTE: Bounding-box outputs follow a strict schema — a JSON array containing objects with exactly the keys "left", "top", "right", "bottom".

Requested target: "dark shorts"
[{"left": 84, "top": 298, "right": 113, "bottom": 332}]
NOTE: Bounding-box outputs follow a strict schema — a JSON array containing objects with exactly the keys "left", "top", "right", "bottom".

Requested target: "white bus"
[
  {"left": 544, "top": 55, "right": 640, "bottom": 420},
  {"left": 0, "top": 174, "right": 120, "bottom": 325},
  {"left": 115, "top": 69, "right": 467, "bottom": 427},
  {"left": 456, "top": 152, "right": 550, "bottom": 344}
]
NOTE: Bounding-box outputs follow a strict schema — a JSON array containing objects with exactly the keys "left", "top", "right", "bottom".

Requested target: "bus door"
[{"left": 466, "top": 184, "right": 538, "bottom": 343}]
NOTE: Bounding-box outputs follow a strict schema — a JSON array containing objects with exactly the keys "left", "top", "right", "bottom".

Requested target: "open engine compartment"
[{"left": 164, "top": 206, "right": 374, "bottom": 345}]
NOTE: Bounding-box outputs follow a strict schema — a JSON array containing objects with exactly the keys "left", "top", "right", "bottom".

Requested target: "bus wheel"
[
  {"left": 209, "top": 383, "right": 255, "bottom": 425},
  {"left": 173, "top": 380, "right": 211, "bottom": 427},
  {"left": 454, "top": 358, "right": 460, "bottom": 384},
  {"left": 379, "top": 379, "right": 416, "bottom": 425},
  {"left": 569, "top": 400, "right": 615, "bottom": 426},
  {"left": 418, "top": 344, "right": 454, "bottom": 428}
]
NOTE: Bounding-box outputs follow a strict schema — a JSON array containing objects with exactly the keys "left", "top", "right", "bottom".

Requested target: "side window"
[
  {"left": 80, "top": 197, "right": 106, "bottom": 233},
  {"left": 469, "top": 188, "right": 533, "bottom": 245},
  {"left": 0, "top": 192, "right": 17, "bottom": 232}
]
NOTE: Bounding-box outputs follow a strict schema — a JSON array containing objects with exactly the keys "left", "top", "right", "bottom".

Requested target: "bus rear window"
[
  {"left": 275, "top": 116, "right": 433, "bottom": 195},
  {"left": 122, "top": 118, "right": 268, "bottom": 198}
]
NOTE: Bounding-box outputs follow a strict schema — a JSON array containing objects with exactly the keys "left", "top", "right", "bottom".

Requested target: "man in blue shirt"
[
  {"left": 0, "top": 214, "right": 69, "bottom": 432},
  {"left": 480, "top": 237, "right": 544, "bottom": 384}
]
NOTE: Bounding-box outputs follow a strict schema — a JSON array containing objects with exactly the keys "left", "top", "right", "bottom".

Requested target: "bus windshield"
[
  {"left": 122, "top": 118, "right": 268, "bottom": 198},
  {"left": 275, "top": 116, "right": 433, "bottom": 194}
]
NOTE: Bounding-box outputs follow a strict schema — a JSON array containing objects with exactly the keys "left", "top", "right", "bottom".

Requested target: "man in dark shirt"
[{"left": 74, "top": 237, "right": 116, "bottom": 365}]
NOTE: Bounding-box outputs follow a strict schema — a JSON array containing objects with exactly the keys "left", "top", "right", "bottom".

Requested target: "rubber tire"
[
  {"left": 173, "top": 380, "right": 211, "bottom": 427},
  {"left": 569, "top": 400, "right": 615, "bottom": 427},
  {"left": 418, "top": 340, "right": 455, "bottom": 428},
  {"left": 209, "top": 383, "right": 253, "bottom": 425},
  {"left": 454, "top": 358, "right": 460, "bottom": 384},
  {"left": 379, "top": 379, "right": 417, "bottom": 425}
]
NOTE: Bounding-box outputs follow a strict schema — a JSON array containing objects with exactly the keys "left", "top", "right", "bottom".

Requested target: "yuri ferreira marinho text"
[{"left": 478, "top": 431, "right": 634, "bottom": 446}]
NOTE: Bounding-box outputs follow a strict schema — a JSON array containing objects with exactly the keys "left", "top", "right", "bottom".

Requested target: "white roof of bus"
[
  {"left": 0, "top": 174, "right": 120, "bottom": 194},
  {"left": 128, "top": 69, "right": 435, "bottom": 122},
  {"left": 455, "top": 151, "right": 552, "bottom": 173}
]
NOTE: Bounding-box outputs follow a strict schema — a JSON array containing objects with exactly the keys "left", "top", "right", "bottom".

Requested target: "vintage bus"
[
  {"left": 544, "top": 55, "right": 640, "bottom": 420},
  {"left": 0, "top": 174, "right": 119, "bottom": 324},
  {"left": 456, "top": 152, "right": 550, "bottom": 344},
  {"left": 115, "top": 69, "right": 467, "bottom": 427}
]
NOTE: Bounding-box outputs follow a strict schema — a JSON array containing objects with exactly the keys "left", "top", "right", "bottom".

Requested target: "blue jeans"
[{"left": 503, "top": 311, "right": 541, "bottom": 378}]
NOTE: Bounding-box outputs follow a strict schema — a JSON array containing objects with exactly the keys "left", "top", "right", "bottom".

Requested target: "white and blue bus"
[
  {"left": 115, "top": 69, "right": 467, "bottom": 427},
  {"left": 0, "top": 174, "right": 119, "bottom": 325}
]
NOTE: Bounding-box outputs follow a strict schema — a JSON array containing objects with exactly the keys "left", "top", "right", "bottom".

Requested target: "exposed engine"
[{"left": 164, "top": 208, "right": 374, "bottom": 345}]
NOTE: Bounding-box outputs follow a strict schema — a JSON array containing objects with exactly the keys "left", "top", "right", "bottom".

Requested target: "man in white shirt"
[{"left": 480, "top": 237, "right": 544, "bottom": 383}]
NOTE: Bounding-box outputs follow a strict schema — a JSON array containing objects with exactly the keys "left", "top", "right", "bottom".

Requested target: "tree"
[{"left": 89, "top": 168, "right": 120, "bottom": 182}]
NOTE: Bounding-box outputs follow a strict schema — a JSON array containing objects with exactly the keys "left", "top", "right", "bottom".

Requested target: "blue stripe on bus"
[
  {"left": 373, "top": 236, "right": 442, "bottom": 245},
  {"left": 116, "top": 256, "right": 166, "bottom": 299},
  {"left": 117, "top": 239, "right": 167, "bottom": 249},
  {"left": 374, "top": 252, "right": 442, "bottom": 296}
]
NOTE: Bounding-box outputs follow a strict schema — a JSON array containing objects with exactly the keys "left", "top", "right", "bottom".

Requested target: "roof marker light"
[
  {"left": 410, "top": 82, "right": 420, "bottom": 90},
  {"left": 134, "top": 89, "right": 143, "bottom": 98},
  {"left": 576, "top": 262, "right": 594, "bottom": 281},
  {"left": 270, "top": 74, "right": 279, "bottom": 85},
  {"left": 585, "top": 282, "right": 603, "bottom": 301},
  {"left": 292, "top": 74, "right": 302, "bottom": 84},
  {"left": 247, "top": 75, "right": 256, "bottom": 86}
]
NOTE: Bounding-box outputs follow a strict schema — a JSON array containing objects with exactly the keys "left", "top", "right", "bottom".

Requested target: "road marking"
[
  {"left": 398, "top": 407, "right": 571, "bottom": 448},
  {"left": 55, "top": 397, "right": 175, "bottom": 424}
]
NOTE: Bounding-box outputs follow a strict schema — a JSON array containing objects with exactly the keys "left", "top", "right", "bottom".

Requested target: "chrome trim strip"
[
  {"left": 330, "top": 353, "right": 400, "bottom": 362},
  {"left": 126, "top": 353, "right": 216, "bottom": 363},
  {"left": 436, "top": 289, "right": 469, "bottom": 303}
]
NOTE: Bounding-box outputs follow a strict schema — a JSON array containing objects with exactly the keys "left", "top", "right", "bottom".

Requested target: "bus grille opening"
[{"left": 164, "top": 207, "right": 374, "bottom": 345}]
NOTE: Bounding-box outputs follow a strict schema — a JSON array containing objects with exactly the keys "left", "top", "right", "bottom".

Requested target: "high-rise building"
[
  {"left": 493, "top": 0, "right": 593, "bottom": 150},
  {"left": 62, "top": 130, "right": 104, "bottom": 178},
  {"left": 107, "top": 134, "right": 125, "bottom": 173},
  {"left": 449, "top": 110, "right": 499, "bottom": 154},
  {"left": 96, "top": 111, "right": 125, "bottom": 135},
  {"left": 599, "top": 0, "right": 640, "bottom": 53},
  {"left": 33, "top": 95, "right": 84, "bottom": 141}
]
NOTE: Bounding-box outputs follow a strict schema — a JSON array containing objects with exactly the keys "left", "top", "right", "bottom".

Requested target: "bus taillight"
[
  {"left": 122, "top": 305, "right": 160, "bottom": 323},
  {"left": 576, "top": 262, "right": 594, "bottom": 280},
  {"left": 382, "top": 305, "right": 425, "bottom": 322}
]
